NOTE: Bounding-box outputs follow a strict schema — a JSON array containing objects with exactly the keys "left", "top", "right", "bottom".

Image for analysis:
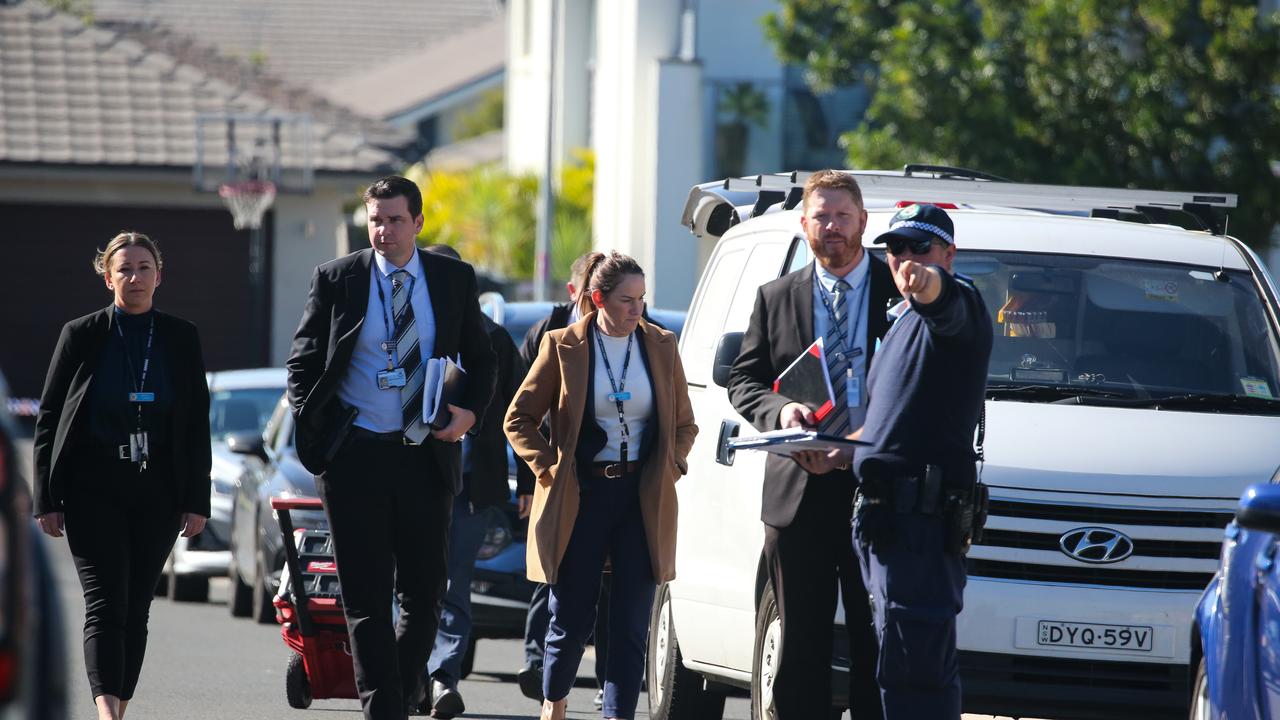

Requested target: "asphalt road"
[{"left": 21, "top": 438, "right": 1016, "bottom": 720}]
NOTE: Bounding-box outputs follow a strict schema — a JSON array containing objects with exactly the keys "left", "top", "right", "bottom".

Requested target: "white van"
[{"left": 646, "top": 170, "right": 1280, "bottom": 720}]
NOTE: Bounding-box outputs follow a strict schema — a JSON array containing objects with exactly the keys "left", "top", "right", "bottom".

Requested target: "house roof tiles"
[
  {"left": 93, "top": 0, "right": 504, "bottom": 90},
  {"left": 0, "top": 0, "right": 401, "bottom": 176}
]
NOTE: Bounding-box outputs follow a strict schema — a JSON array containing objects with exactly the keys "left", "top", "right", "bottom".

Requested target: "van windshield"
[{"left": 954, "top": 252, "right": 1280, "bottom": 407}]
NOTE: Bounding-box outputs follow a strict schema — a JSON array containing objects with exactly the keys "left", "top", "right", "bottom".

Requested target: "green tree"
[
  {"left": 452, "top": 87, "right": 506, "bottom": 142},
  {"left": 403, "top": 149, "right": 595, "bottom": 285},
  {"left": 716, "top": 82, "right": 771, "bottom": 177},
  {"left": 764, "top": 0, "right": 1280, "bottom": 247}
]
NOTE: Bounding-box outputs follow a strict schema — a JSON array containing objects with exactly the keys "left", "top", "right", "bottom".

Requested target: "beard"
[{"left": 807, "top": 229, "right": 862, "bottom": 269}]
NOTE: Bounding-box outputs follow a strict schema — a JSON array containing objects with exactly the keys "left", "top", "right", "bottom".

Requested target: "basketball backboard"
[{"left": 193, "top": 112, "right": 315, "bottom": 194}]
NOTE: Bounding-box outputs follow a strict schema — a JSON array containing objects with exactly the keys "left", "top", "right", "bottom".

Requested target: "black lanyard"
[
  {"left": 594, "top": 326, "right": 634, "bottom": 463},
  {"left": 818, "top": 272, "right": 868, "bottom": 361},
  {"left": 116, "top": 312, "right": 155, "bottom": 433},
  {"left": 374, "top": 269, "right": 415, "bottom": 370}
]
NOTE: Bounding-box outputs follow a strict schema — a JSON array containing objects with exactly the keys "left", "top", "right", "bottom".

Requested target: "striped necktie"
[
  {"left": 390, "top": 270, "right": 431, "bottom": 443},
  {"left": 822, "top": 278, "right": 852, "bottom": 437}
]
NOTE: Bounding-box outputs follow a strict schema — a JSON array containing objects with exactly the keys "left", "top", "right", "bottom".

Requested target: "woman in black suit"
[{"left": 33, "top": 231, "right": 211, "bottom": 720}]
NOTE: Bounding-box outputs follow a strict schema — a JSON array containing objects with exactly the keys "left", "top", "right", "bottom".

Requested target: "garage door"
[{"left": 0, "top": 202, "right": 272, "bottom": 400}]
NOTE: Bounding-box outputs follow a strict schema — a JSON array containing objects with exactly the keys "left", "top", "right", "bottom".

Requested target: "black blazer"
[
  {"left": 286, "top": 248, "right": 498, "bottom": 490},
  {"left": 467, "top": 314, "right": 524, "bottom": 508},
  {"left": 728, "top": 254, "right": 896, "bottom": 528},
  {"left": 32, "top": 307, "right": 212, "bottom": 517}
]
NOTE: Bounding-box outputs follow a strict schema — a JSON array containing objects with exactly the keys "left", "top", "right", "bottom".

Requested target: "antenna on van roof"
[{"left": 1214, "top": 216, "right": 1231, "bottom": 282}]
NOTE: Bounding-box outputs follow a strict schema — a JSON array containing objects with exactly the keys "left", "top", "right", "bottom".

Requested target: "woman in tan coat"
[{"left": 505, "top": 251, "right": 697, "bottom": 720}]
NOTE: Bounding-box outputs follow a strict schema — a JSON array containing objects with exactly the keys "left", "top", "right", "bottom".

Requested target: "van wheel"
[
  {"left": 1189, "top": 657, "right": 1210, "bottom": 720},
  {"left": 286, "top": 652, "right": 312, "bottom": 709},
  {"left": 647, "top": 584, "right": 725, "bottom": 720},
  {"left": 750, "top": 580, "right": 782, "bottom": 720}
]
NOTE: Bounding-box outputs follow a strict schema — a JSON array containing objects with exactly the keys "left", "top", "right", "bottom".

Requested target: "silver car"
[{"left": 159, "top": 368, "right": 286, "bottom": 602}]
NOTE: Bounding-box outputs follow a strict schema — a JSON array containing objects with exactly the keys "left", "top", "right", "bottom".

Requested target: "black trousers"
[
  {"left": 763, "top": 476, "right": 884, "bottom": 720},
  {"left": 316, "top": 436, "right": 454, "bottom": 720},
  {"left": 64, "top": 462, "right": 180, "bottom": 701}
]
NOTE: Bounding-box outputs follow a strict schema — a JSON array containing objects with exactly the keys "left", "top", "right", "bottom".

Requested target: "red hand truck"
[{"left": 269, "top": 497, "right": 358, "bottom": 709}]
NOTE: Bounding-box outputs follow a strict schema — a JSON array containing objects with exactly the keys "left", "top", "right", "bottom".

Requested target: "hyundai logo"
[{"left": 1058, "top": 527, "right": 1134, "bottom": 564}]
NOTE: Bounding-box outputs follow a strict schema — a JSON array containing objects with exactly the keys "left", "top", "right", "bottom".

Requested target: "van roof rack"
[{"left": 681, "top": 168, "right": 1238, "bottom": 239}]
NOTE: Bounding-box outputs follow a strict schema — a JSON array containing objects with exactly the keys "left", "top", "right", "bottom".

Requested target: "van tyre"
[
  {"left": 286, "top": 652, "right": 312, "bottom": 709},
  {"left": 750, "top": 580, "right": 782, "bottom": 720},
  {"left": 1189, "top": 657, "right": 1209, "bottom": 720},
  {"left": 647, "top": 583, "right": 725, "bottom": 720}
]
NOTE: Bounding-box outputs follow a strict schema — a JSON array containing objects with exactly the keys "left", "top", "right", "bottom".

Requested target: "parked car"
[
  {"left": 160, "top": 368, "right": 286, "bottom": 602},
  {"left": 480, "top": 296, "right": 686, "bottom": 342},
  {"left": 226, "top": 393, "right": 325, "bottom": 623},
  {"left": 0, "top": 371, "right": 67, "bottom": 719},
  {"left": 1191, "top": 482, "right": 1280, "bottom": 719},
  {"left": 650, "top": 168, "right": 1280, "bottom": 720}
]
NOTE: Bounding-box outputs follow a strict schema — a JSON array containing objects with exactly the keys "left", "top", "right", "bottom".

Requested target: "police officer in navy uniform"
[{"left": 804, "top": 203, "right": 992, "bottom": 718}]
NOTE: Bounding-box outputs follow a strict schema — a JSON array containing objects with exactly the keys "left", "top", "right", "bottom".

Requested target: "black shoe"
[
  {"left": 431, "top": 679, "right": 465, "bottom": 719},
  {"left": 516, "top": 664, "right": 544, "bottom": 702},
  {"left": 406, "top": 680, "right": 431, "bottom": 716}
]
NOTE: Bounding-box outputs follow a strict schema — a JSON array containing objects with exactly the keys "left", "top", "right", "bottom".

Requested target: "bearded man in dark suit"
[{"left": 728, "top": 169, "right": 895, "bottom": 720}]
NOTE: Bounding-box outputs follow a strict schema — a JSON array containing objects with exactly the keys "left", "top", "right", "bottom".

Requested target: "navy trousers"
[
  {"left": 853, "top": 508, "right": 967, "bottom": 719},
  {"left": 523, "top": 578, "right": 611, "bottom": 687},
  {"left": 425, "top": 491, "right": 490, "bottom": 687},
  {"left": 544, "top": 471, "right": 654, "bottom": 719}
]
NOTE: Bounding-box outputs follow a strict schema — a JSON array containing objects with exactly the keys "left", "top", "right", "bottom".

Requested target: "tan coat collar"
[{"left": 559, "top": 311, "right": 673, "bottom": 348}]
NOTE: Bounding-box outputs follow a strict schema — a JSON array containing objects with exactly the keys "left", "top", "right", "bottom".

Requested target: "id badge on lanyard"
[
  {"left": 822, "top": 278, "right": 867, "bottom": 409},
  {"left": 375, "top": 272, "right": 413, "bottom": 390}
]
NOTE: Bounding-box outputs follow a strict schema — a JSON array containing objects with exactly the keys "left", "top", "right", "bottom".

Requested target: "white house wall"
[
  {"left": 508, "top": 0, "right": 793, "bottom": 311},
  {"left": 269, "top": 191, "right": 350, "bottom": 365}
]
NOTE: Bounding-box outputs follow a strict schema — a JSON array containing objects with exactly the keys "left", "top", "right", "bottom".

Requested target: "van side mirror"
[
  {"left": 1236, "top": 484, "right": 1280, "bottom": 534},
  {"left": 712, "top": 332, "right": 744, "bottom": 388}
]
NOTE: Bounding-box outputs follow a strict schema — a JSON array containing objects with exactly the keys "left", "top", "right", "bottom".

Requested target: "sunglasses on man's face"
[{"left": 885, "top": 237, "right": 941, "bottom": 256}]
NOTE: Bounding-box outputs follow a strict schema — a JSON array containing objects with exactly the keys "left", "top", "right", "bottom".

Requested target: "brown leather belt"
[{"left": 589, "top": 461, "right": 639, "bottom": 478}]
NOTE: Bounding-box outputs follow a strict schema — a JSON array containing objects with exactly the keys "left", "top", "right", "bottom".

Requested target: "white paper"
[
  {"left": 422, "top": 355, "right": 465, "bottom": 424},
  {"left": 729, "top": 427, "right": 868, "bottom": 457}
]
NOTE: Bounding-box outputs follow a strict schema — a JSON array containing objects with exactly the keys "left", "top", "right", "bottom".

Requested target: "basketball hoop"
[{"left": 218, "top": 179, "right": 277, "bottom": 230}]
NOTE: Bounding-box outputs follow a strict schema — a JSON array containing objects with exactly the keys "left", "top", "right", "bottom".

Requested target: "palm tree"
[{"left": 716, "top": 82, "right": 770, "bottom": 177}]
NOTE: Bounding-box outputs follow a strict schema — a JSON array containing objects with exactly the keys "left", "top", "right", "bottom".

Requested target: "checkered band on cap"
[{"left": 890, "top": 220, "right": 954, "bottom": 245}]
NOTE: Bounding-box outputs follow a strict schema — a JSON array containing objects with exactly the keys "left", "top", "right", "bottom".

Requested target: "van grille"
[
  {"left": 970, "top": 498, "right": 1227, "bottom": 590},
  {"left": 986, "top": 499, "right": 1232, "bottom": 528}
]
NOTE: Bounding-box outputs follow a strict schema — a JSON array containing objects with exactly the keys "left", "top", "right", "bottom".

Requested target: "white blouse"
[{"left": 591, "top": 330, "right": 652, "bottom": 463}]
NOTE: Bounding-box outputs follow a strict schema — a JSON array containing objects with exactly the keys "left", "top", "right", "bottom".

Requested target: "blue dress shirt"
[{"left": 338, "top": 251, "right": 437, "bottom": 433}]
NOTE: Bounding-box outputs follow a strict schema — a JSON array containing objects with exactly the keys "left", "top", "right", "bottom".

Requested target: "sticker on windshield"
[
  {"left": 1240, "top": 377, "right": 1274, "bottom": 399},
  {"left": 1142, "top": 279, "right": 1179, "bottom": 302}
]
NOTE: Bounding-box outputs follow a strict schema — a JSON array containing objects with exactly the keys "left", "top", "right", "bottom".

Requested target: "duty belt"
[{"left": 860, "top": 464, "right": 954, "bottom": 515}]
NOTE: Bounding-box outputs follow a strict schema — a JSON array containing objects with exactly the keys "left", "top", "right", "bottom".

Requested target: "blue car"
[{"left": 1193, "top": 483, "right": 1280, "bottom": 719}]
